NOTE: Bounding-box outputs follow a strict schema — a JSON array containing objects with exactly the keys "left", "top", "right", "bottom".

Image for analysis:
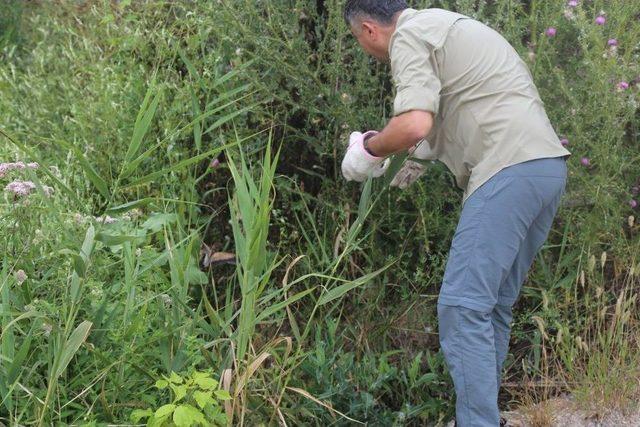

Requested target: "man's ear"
[{"left": 361, "top": 21, "right": 376, "bottom": 38}]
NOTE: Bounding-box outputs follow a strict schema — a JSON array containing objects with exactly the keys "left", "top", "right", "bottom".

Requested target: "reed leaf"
[{"left": 54, "top": 321, "right": 92, "bottom": 378}]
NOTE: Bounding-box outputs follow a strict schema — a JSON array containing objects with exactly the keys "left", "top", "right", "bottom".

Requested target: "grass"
[{"left": 0, "top": 0, "right": 639, "bottom": 425}]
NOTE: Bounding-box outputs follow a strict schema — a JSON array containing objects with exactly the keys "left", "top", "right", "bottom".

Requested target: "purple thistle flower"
[
  {"left": 595, "top": 16, "right": 606, "bottom": 25},
  {"left": 568, "top": 0, "right": 578, "bottom": 7},
  {"left": 560, "top": 138, "right": 569, "bottom": 147},
  {"left": 607, "top": 39, "right": 618, "bottom": 47},
  {"left": 545, "top": 27, "right": 557, "bottom": 37},
  {"left": 580, "top": 157, "right": 590, "bottom": 167},
  {"left": 617, "top": 81, "right": 629, "bottom": 90},
  {"left": 630, "top": 199, "right": 638, "bottom": 209}
]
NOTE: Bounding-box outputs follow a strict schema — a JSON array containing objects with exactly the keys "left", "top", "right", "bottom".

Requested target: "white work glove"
[
  {"left": 341, "top": 131, "right": 390, "bottom": 182},
  {"left": 390, "top": 139, "right": 435, "bottom": 189}
]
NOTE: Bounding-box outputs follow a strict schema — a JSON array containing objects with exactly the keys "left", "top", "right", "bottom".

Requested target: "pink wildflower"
[
  {"left": 14, "top": 269, "right": 27, "bottom": 284},
  {"left": 560, "top": 138, "right": 569, "bottom": 147},
  {"left": 564, "top": 9, "right": 576, "bottom": 20},
  {"left": 630, "top": 199, "right": 638, "bottom": 209},
  {"left": 568, "top": 0, "right": 578, "bottom": 7},
  {"left": 0, "top": 161, "right": 40, "bottom": 177},
  {"left": 545, "top": 27, "right": 557, "bottom": 37},
  {"left": 95, "top": 215, "right": 117, "bottom": 224},
  {"left": 595, "top": 16, "right": 606, "bottom": 25},
  {"left": 5, "top": 180, "right": 36, "bottom": 196},
  {"left": 209, "top": 157, "right": 221, "bottom": 169},
  {"left": 617, "top": 81, "right": 629, "bottom": 90},
  {"left": 580, "top": 157, "right": 590, "bottom": 167},
  {"left": 607, "top": 39, "right": 618, "bottom": 47}
]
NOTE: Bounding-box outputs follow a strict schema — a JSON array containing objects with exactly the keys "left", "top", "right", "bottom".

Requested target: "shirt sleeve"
[{"left": 389, "top": 28, "right": 442, "bottom": 116}]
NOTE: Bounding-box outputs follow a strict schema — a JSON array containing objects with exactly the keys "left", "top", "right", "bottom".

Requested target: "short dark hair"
[{"left": 343, "top": 0, "right": 409, "bottom": 26}]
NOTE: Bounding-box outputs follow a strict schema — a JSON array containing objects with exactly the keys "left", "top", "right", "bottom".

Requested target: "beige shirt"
[{"left": 389, "top": 8, "right": 571, "bottom": 203}]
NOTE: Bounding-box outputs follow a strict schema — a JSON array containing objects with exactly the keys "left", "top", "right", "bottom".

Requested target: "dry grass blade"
[
  {"left": 265, "top": 336, "right": 292, "bottom": 361},
  {"left": 234, "top": 352, "right": 271, "bottom": 397},
  {"left": 282, "top": 255, "right": 306, "bottom": 289},
  {"left": 269, "top": 397, "right": 288, "bottom": 427},
  {"left": 285, "top": 386, "right": 365, "bottom": 425},
  {"left": 221, "top": 368, "right": 233, "bottom": 422}
]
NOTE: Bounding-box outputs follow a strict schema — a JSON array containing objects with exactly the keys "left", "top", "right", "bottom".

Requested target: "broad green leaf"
[
  {"left": 171, "top": 384, "right": 187, "bottom": 402},
  {"left": 173, "top": 404, "right": 206, "bottom": 427},
  {"left": 154, "top": 403, "right": 176, "bottom": 418},
  {"left": 193, "top": 390, "right": 213, "bottom": 409},
  {"left": 193, "top": 377, "right": 218, "bottom": 390},
  {"left": 155, "top": 379, "right": 168, "bottom": 389},
  {"left": 130, "top": 408, "right": 152, "bottom": 423},
  {"left": 55, "top": 321, "right": 92, "bottom": 378},
  {"left": 169, "top": 371, "right": 183, "bottom": 384},
  {"left": 191, "top": 371, "right": 210, "bottom": 380},
  {"left": 214, "top": 389, "right": 232, "bottom": 401},
  {"left": 148, "top": 413, "right": 167, "bottom": 427},
  {"left": 214, "top": 412, "right": 228, "bottom": 425}
]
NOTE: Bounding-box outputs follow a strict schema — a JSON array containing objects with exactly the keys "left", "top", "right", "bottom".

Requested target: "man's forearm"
[{"left": 366, "top": 110, "right": 434, "bottom": 157}]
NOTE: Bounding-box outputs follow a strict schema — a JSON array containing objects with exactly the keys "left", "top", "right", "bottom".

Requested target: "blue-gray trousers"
[{"left": 437, "top": 156, "right": 568, "bottom": 426}]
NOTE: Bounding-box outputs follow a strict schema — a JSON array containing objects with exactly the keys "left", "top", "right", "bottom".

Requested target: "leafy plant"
[{"left": 131, "top": 370, "right": 231, "bottom": 427}]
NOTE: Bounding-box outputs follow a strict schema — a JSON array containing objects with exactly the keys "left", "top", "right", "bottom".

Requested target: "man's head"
[{"left": 344, "top": 0, "right": 408, "bottom": 61}]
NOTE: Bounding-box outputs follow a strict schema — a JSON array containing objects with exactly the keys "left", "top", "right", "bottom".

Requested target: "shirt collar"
[{"left": 388, "top": 8, "right": 418, "bottom": 58}]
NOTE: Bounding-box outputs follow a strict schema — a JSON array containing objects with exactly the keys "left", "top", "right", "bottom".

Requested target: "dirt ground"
[
  {"left": 503, "top": 394, "right": 640, "bottom": 427},
  {"left": 440, "top": 393, "right": 640, "bottom": 426}
]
